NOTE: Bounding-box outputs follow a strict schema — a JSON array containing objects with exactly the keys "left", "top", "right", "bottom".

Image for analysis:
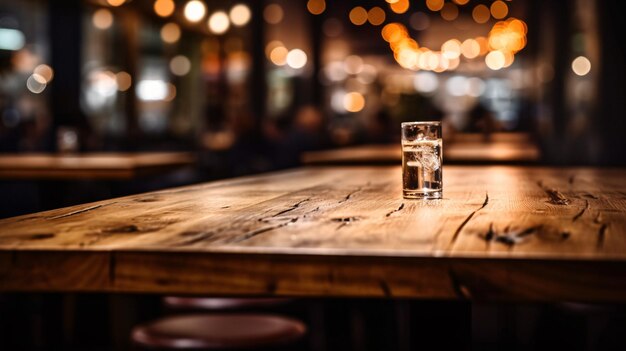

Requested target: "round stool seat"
[
  {"left": 132, "top": 314, "right": 306, "bottom": 350},
  {"left": 163, "top": 297, "right": 291, "bottom": 311}
]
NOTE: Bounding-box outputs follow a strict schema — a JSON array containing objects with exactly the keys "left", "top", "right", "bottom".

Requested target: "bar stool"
[
  {"left": 163, "top": 297, "right": 291, "bottom": 312},
  {"left": 131, "top": 314, "right": 306, "bottom": 350}
]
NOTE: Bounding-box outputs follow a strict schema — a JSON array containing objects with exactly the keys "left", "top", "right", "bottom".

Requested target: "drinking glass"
[{"left": 401, "top": 121, "right": 443, "bottom": 199}]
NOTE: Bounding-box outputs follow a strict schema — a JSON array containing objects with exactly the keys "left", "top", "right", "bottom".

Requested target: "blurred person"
[
  {"left": 467, "top": 101, "right": 499, "bottom": 141},
  {"left": 268, "top": 105, "right": 329, "bottom": 168}
]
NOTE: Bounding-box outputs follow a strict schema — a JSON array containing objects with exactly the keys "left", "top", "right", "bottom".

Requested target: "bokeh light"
[
  {"left": 230, "top": 4, "right": 251, "bottom": 26},
  {"left": 307, "top": 0, "right": 326, "bottom": 15},
  {"left": 269, "top": 46, "right": 288, "bottom": 66},
  {"left": 390, "top": 0, "right": 410, "bottom": 14},
  {"left": 490, "top": 1, "right": 508, "bottom": 20},
  {"left": 154, "top": 0, "right": 175, "bottom": 17},
  {"left": 170, "top": 55, "right": 191, "bottom": 76},
  {"left": 472, "top": 4, "right": 490, "bottom": 24},
  {"left": 410, "top": 12, "right": 430, "bottom": 30},
  {"left": 264, "top": 4, "right": 284, "bottom": 24},
  {"left": 343, "top": 92, "right": 365, "bottom": 112},
  {"left": 441, "top": 3, "right": 459, "bottom": 21},
  {"left": 442, "top": 39, "right": 461, "bottom": 59},
  {"left": 184, "top": 1, "right": 206, "bottom": 23},
  {"left": 461, "top": 39, "right": 480, "bottom": 59},
  {"left": 92, "top": 9, "right": 113, "bottom": 30},
  {"left": 26, "top": 74, "right": 46, "bottom": 94},
  {"left": 265, "top": 40, "right": 284, "bottom": 58},
  {"left": 485, "top": 50, "right": 505, "bottom": 70},
  {"left": 115, "top": 71, "right": 132, "bottom": 91},
  {"left": 107, "top": 0, "right": 125, "bottom": 6},
  {"left": 426, "top": 0, "right": 444, "bottom": 12},
  {"left": 368, "top": 7, "right": 386, "bottom": 26},
  {"left": 572, "top": 56, "right": 591, "bottom": 76},
  {"left": 286, "top": 49, "right": 307, "bottom": 69},
  {"left": 208, "top": 11, "right": 230, "bottom": 34},
  {"left": 344, "top": 55, "right": 363, "bottom": 75},
  {"left": 33, "top": 64, "right": 54, "bottom": 83},
  {"left": 349, "top": 7, "right": 368, "bottom": 25},
  {"left": 161, "top": 22, "right": 181, "bottom": 43}
]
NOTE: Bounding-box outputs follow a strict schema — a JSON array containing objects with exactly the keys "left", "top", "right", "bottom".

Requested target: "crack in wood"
[
  {"left": 48, "top": 203, "right": 114, "bottom": 220},
  {"left": 175, "top": 231, "right": 216, "bottom": 246},
  {"left": 481, "top": 225, "right": 542, "bottom": 246},
  {"left": 537, "top": 181, "right": 570, "bottom": 205},
  {"left": 272, "top": 198, "right": 310, "bottom": 217},
  {"left": 545, "top": 188, "right": 570, "bottom": 205},
  {"left": 27, "top": 233, "right": 55, "bottom": 240},
  {"left": 449, "top": 192, "right": 489, "bottom": 246},
  {"left": 597, "top": 224, "right": 608, "bottom": 249},
  {"left": 569, "top": 175, "right": 576, "bottom": 185},
  {"left": 385, "top": 203, "right": 405, "bottom": 217},
  {"left": 234, "top": 217, "right": 299, "bottom": 242},
  {"left": 448, "top": 269, "right": 472, "bottom": 299},
  {"left": 378, "top": 280, "right": 392, "bottom": 297},
  {"left": 573, "top": 200, "right": 590, "bottom": 222},
  {"left": 338, "top": 187, "right": 362, "bottom": 204}
]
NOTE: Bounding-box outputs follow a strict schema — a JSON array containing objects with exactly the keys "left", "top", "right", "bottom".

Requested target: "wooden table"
[
  {"left": 301, "top": 133, "right": 541, "bottom": 165},
  {"left": 0, "top": 166, "right": 625, "bottom": 301},
  {"left": 0, "top": 152, "right": 195, "bottom": 180}
]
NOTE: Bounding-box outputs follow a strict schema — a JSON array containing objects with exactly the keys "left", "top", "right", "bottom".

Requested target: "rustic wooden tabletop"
[
  {"left": 0, "top": 166, "right": 624, "bottom": 300},
  {"left": 0, "top": 152, "right": 195, "bottom": 180}
]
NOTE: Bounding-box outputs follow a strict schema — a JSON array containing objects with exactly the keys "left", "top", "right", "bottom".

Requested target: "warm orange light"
[
  {"left": 440, "top": 3, "right": 458, "bottom": 21},
  {"left": 269, "top": 46, "right": 288, "bottom": 66},
  {"left": 349, "top": 7, "right": 368, "bottom": 25},
  {"left": 485, "top": 50, "right": 505, "bottom": 70},
  {"left": 115, "top": 71, "right": 132, "bottom": 91},
  {"left": 426, "top": 0, "right": 444, "bottom": 12},
  {"left": 472, "top": 4, "right": 490, "bottom": 24},
  {"left": 230, "top": 4, "right": 252, "bottom": 26},
  {"left": 154, "top": 0, "right": 175, "bottom": 17},
  {"left": 453, "top": 0, "right": 469, "bottom": 5},
  {"left": 502, "top": 51, "right": 514, "bottom": 67},
  {"left": 107, "top": 0, "right": 125, "bottom": 6},
  {"left": 382, "top": 23, "right": 406, "bottom": 42},
  {"left": 368, "top": 7, "right": 386, "bottom": 26},
  {"left": 161, "top": 22, "right": 181, "bottom": 43},
  {"left": 92, "top": 9, "right": 113, "bottom": 30},
  {"left": 507, "top": 18, "right": 527, "bottom": 34},
  {"left": 441, "top": 39, "right": 461, "bottom": 59},
  {"left": 390, "top": 0, "right": 410, "bottom": 14},
  {"left": 265, "top": 40, "right": 284, "bottom": 58},
  {"left": 461, "top": 38, "right": 480, "bottom": 59},
  {"left": 476, "top": 36, "right": 489, "bottom": 55},
  {"left": 33, "top": 64, "right": 54, "bottom": 83},
  {"left": 343, "top": 92, "right": 365, "bottom": 112},
  {"left": 307, "top": 0, "right": 326, "bottom": 15},
  {"left": 490, "top": 1, "right": 508, "bottom": 20}
]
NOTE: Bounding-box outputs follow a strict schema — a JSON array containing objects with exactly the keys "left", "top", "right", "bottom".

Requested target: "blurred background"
[{"left": 1, "top": 0, "right": 625, "bottom": 218}]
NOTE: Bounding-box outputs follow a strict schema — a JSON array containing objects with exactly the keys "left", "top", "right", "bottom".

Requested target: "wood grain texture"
[
  {"left": 0, "top": 152, "right": 194, "bottom": 179},
  {"left": 1, "top": 166, "right": 625, "bottom": 301}
]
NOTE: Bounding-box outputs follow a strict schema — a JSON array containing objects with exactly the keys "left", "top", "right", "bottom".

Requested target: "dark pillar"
[
  {"left": 48, "top": 0, "right": 87, "bottom": 150},
  {"left": 249, "top": 0, "right": 267, "bottom": 128}
]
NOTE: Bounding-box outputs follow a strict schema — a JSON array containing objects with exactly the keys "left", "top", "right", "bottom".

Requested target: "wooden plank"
[
  {"left": 0, "top": 152, "right": 194, "bottom": 180},
  {"left": 0, "top": 166, "right": 625, "bottom": 300},
  {"left": 301, "top": 135, "right": 540, "bottom": 165}
]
